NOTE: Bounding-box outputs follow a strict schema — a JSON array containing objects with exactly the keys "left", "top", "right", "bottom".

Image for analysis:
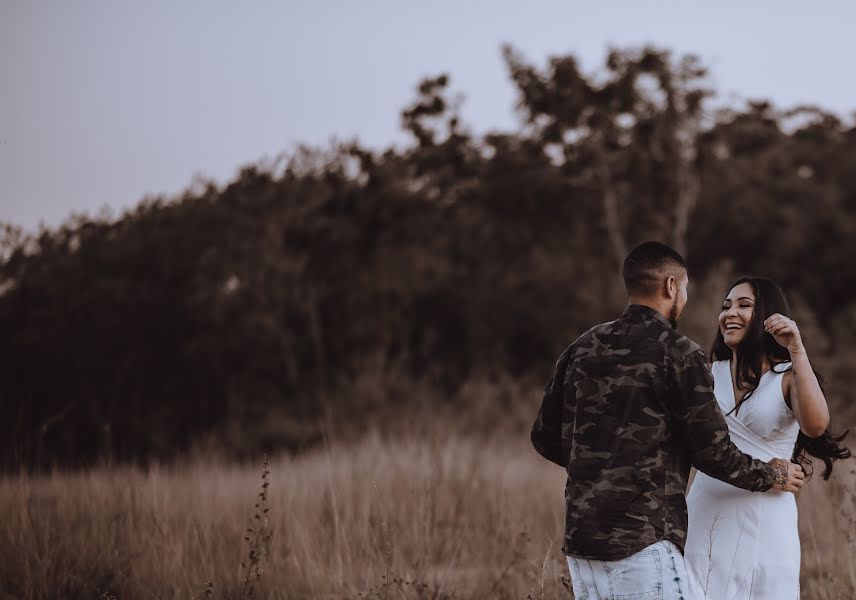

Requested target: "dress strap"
[{"left": 771, "top": 361, "right": 793, "bottom": 373}]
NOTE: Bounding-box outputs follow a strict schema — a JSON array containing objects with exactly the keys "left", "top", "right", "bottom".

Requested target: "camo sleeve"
[
  {"left": 531, "top": 349, "right": 571, "bottom": 467},
  {"left": 671, "top": 349, "right": 775, "bottom": 492}
]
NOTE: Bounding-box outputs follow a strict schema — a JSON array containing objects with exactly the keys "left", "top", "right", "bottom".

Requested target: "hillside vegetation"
[{"left": 3, "top": 46, "right": 856, "bottom": 468}]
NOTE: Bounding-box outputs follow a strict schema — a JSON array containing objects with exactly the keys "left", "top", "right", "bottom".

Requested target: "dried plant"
[
  {"left": 239, "top": 454, "right": 273, "bottom": 599},
  {"left": 193, "top": 456, "right": 273, "bottom": 600},
  {"left": 3, "top": 433, "right": 855, "bottom": 599}
]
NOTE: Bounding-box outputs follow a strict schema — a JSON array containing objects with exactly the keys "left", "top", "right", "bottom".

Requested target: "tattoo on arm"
[{"left": 770, "top": 458, "right": 789, "bottom": 487}]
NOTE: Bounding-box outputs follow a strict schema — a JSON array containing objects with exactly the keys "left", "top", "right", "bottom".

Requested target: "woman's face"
[{"left": 719, "top": 282, "right": 756, "bottom": 348}]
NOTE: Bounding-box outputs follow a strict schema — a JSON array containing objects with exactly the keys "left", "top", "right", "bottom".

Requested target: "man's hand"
[{"left": 769, "top": 458, "right": 805, "bottom": 493}]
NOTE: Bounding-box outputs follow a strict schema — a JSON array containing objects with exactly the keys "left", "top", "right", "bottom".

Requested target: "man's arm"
[
  {"left": 531, "top": 349, "right": 571, "bottom": 467},
  {"left": 670, "top": 350, "right": 788, "bottom": 492}
]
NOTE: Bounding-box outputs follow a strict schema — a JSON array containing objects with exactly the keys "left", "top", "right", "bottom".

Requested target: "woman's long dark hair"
[{"left": 710, "top": 276, "right": 851, "bottom": 480}]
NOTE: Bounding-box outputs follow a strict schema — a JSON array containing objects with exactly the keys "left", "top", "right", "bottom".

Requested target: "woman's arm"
[{"left": 766, "top": 313, "right": 830, "bottom": 437}]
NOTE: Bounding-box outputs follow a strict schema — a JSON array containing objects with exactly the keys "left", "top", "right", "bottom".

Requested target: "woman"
[{"left": 684, "top": 276, "right": 850, "bottom": 600}]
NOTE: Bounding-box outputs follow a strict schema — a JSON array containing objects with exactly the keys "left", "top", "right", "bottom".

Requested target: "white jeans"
[{"left": 566, "top": 540, "right": 692, "bottom": 600}]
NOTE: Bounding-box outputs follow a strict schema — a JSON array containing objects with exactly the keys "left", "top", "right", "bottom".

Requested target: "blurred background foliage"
[{"left": 3, "top": 45, "right": 856, "bottom": 469}]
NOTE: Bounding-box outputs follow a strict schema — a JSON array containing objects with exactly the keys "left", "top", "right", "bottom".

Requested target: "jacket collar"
[{"left": 621, "top": 304, "right": 673, "bottom": 329}]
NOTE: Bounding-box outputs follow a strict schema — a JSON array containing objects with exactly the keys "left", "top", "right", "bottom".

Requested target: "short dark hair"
[{"left": 622, "top": 241, "right": 687, "bottom": 297}]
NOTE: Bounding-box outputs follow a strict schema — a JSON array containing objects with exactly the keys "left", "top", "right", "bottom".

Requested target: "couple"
[{"left": 532, "top": 242, "right": 850, "bottom": 600}]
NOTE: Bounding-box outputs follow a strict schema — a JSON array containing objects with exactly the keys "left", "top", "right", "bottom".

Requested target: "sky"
[{"left": 2, "top": 1, "right": 854, "bottom": 232}]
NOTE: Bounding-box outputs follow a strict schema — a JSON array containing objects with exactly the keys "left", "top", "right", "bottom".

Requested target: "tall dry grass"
[{"left": 1, "top": 430, "right": 854, "bottom": 599}]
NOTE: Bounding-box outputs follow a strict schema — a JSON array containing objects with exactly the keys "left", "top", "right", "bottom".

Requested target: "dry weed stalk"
[
  {"left": 194, "top": 455, "right": 273, "bottom": 600},
  {"left": 239, "top": 454, "right": 273, "bottom": 598}
]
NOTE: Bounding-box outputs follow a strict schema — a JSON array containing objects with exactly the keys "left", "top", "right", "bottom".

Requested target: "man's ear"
[{"left": 664, "top": 275, "right": 677, "bottom": 300}]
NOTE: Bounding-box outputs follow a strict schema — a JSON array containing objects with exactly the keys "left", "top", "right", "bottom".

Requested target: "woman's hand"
[
  {"left": 766, "top": 314, "right": 830, "bottom": 437},
  {"left": 764, "top": 313, "right": 804, "bottom": 355}
]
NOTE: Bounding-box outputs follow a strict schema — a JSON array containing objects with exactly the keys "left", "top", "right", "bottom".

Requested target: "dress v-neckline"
[{"left": 724, "top": 359, "right": 772, "bottom": 413}]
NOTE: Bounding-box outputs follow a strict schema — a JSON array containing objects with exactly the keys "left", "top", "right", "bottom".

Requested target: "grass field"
[{"left": 1, "top": 431, "right": 855, "bottom": 599}]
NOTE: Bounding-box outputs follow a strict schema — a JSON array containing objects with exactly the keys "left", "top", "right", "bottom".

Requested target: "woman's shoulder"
[
  {"left": 771, "top": 360, "right": 794, "bottom": 375},
  {"left": 708, "top": 360, "right": 729, "bottom": 382},
  {"left": 771, "top": 361, "right": 796, "bottom": 412}
]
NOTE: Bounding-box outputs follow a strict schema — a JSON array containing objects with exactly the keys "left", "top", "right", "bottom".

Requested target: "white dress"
[{"left": 685, "top": 360, "right": 801, "bottom": 600}]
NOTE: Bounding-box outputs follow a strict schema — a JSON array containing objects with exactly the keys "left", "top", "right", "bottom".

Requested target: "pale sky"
[{"left": 2, "top": 1, "right": 854, "bottom": 232}]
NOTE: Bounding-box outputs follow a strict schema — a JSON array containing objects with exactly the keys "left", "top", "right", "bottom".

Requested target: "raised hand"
[{"left": 764, "top": 313, "right": 804, "bottom": 354}]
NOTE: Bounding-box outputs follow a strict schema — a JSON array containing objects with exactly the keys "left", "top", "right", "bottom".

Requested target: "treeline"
[{"left": 3, "top": 46, "right": 856, "bottom": 468}]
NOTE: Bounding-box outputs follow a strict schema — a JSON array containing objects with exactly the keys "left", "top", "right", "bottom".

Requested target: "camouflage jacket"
[{"left": 531, "top": 304, "right": 777, "bottom": 560}]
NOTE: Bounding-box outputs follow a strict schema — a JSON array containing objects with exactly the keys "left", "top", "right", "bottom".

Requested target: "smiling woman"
[
  {"left": 683, "top": 276, "right": 851, "bottom": 600},
  {"left": 709, "top": 276, "right": 849, "bottom": 475}
]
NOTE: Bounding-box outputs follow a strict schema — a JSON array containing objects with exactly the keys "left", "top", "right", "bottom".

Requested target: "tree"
[{"left": 503, "top": 45, "right": 712, "bottom": 267}]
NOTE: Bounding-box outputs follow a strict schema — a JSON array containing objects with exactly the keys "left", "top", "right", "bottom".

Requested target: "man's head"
[{"left": 622, "top": 241, "right": 688, "bottom": 328}]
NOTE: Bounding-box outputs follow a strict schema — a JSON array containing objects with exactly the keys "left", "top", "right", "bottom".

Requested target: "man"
[{"left": 531, "top": 241, "right": 803, "bottom": 600}]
